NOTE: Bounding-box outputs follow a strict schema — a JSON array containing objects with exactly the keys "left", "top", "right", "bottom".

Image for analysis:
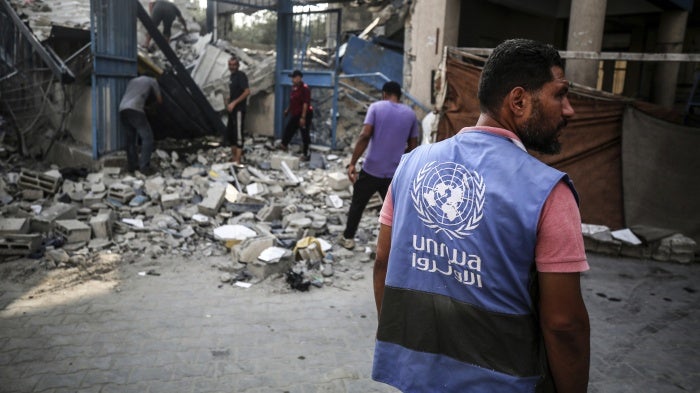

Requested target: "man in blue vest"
[{"left": 372, "top": 38, "right": 590, "bottom": 392}]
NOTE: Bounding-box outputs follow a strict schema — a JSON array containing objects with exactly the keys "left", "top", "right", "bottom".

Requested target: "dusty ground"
[{"left": 0, "top": 253, "right": 124, "bottom": 303}]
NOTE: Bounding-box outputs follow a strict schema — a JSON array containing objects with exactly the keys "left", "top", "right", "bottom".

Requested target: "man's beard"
[{"left": 517, "top": 103, "right": 567, "bottom": 155}]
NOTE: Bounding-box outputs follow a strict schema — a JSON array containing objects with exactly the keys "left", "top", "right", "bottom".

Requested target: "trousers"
[
  {"left": 343, "top": 169, "right": 391, "bottom": 239},
  {"left": 281, "top": 111, "right": 313, "bottom": 156},
  {"left": 120, "top": 109, "right": 154, "bottom": 171}
]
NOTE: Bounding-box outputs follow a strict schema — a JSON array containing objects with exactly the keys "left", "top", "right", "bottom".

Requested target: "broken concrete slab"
[
  {"left": 213, "top": 224, "right": 257, "bottom": 244},
  {"left": 30, "top": 202, "right": 77, "bottom": 233},
  {"left": 327, "top": 172, "right": 351, "bottom": 191},
  {"left": 256, "top": 204, "right": 284, "bottom": 222},
  {"left": 21, "top": 189, "right": 44, "bottom": 201},
  {"left": 271, "top": 154, "right": 300, "bottom": 170},
  {"left": 652, "top": 234, "right": 697, "bottom": 263},
  {"left": 89, "top": 213, "right": 113, "bottom": 239},
  {"left": 198, "top": 183, "right": 226, "bottom": 216},
  {"left": 161, "top": 192, "right": 183, "bottom": 209},
  {"left": 245, "top": 182, "right": 268, "bottom": 197},
  {"left": 0, "top": 218, "right": 30, "bottom": 235},
  {"left": 231, "top": 235, "right": 276, "bottom": 264}
]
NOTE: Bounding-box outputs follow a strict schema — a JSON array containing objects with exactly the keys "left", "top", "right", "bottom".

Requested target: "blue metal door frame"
[{"left": 274, "top": 5, "right": 342, "bottom": 149}]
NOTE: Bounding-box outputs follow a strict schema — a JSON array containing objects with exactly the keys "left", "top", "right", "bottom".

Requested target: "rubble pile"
[
  {"left": 0, "top": 138, "right": 382, "bottom": 291},
  {"left": 582, "top": 224, "right": 697, "bottom": 264}
]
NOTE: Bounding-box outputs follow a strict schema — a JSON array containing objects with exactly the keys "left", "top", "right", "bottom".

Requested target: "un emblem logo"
[{"left": 411, "top": 161, "right": 486, "bottom": 239}]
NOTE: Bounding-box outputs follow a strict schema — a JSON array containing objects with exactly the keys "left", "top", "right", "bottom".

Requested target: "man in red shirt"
[{"left": 279, "top": 70, "right": 313, "bottom": 161}]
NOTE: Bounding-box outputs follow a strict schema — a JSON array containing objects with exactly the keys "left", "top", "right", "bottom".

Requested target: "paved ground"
[{"left": 0, "top": 252, "right": 698, "bottom": 393}]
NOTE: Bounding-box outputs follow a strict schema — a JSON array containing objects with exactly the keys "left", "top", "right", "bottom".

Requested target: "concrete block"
[
  {"left": 583, "top": 230, "right": 622, "bottom": 256},
  {"left": 232, "top": 235, "right": 276, "bottom": 264},
  {"left": 30, "top": 202, "right": 77, "bottom": 233},
  {"left": 90, "top": 213, "right": 113, "bottom": 239},
  {"left": 55, "top": 219, "right": 91, "bottom": 244},
  {"left": 213, "top": 224, "right": 257, "bottom": 244},
  {"left": 102, "top": 167, "right": 122, "bottom": 176},
  {"left": 287, "top": 217, "right": 312, "bottom": 230},
  {"left": 0, "top": 218, "right": 30, "bottom": 235},
  {"left": 161, "top": 192, "right": 182, "bottom": 208},
  {"left": 76, "top": 207, "right": 92, "bottom": 221},
  {"left": 327, "top": 172, "right": 351, "bottom": 191},
  {"left": 21, "top": 189, "right": 44, "bottom": 201},
  {"left": 144, "top": 176, "right": 165, "bottom": 199},
  {"left": 256, "top": 204, "right": 284, "bottom": 222},
  {"left": 144, "top": 204, "right": 163, "bottom": 217},
  {"left": 83, "top": 191, "right": 106, "bottom": 206},
  {"left": 198, "top": 184, "right": 226, "bottom": 216},
  {"left": 268, "top": 184, "right": 284, "bottom": 197},
  {"left": 245, "top": 183, "right": 268, "bottom": 197},
  {"left": 282, "top": 212, "right": 307, "bottom": 228},
  {"left": 270, "top": 154, "right": 300, "bottom": 170},
  {"left": 248, "top": 253, "right": 294, "bottom": 281},
  {"left": 182, "top": 166, "right": 205, "bottom": 178},
  {"left": 652, "top": 234, "right": 697, "bottom": 263},
  {"left": 620, "top": 243, "right": 653, "bottom": 259},
  {"left": 18, "top": 168, "right": 62, "bottom": 194},
  {"left": 0, "top": 234, "right": 42, "bottom": 256},
  {"left": 107, "top": 183, "right": 135, "bottom": 204}
]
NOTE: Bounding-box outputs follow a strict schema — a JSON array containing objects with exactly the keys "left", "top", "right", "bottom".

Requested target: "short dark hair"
[
  {"left": 477, "top": 38, "right": 564, "bottom": 114},
  {"left": 291, "top": 69, "right": 303, "bottom": 78},
  {"left": 382, "top": 81, "right": 402, "bottom": 99}
]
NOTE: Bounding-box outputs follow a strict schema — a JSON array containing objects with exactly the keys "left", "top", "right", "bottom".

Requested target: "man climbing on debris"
[
  {"left": 225, "top": 56, "right": 250, "bottom": 169},
  {"left": 372, "top": 39, "right": 590, "bottom": 392},
  {"left": 144, "top": 0, "right": 189, "bottom": 49},
  {"left": 119, "top": 75, "right": 162, "bottom": 176},
  {"left": 338, "top": 81, "right": 418, "bottom": 250},
  {"left": 279, "top": 70, "right": 313, "bottom": 161}
]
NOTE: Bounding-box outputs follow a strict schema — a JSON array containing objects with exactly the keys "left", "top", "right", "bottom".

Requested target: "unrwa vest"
[{"left": 372, "top": 130, "right": 577, "bottom": 392}]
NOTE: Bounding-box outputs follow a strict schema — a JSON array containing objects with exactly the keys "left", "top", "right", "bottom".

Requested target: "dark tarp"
[
  {"left": 622, "top": 107, "right": 700, "bottom": 244},
  {"left": 436, "top": 51, "right": 698, "bottom": 241}
]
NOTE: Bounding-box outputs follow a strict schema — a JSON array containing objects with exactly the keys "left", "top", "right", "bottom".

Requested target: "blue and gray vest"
[{"left": 372, "top": 130, "right": 577, "bottom": 392}]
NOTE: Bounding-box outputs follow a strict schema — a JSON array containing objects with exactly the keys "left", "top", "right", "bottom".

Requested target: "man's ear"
[{"left": 507, "top": 87, "right": 529, "bottom": 117}]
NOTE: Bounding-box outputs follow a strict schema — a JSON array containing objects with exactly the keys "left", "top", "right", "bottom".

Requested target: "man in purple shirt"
[{"left": 339, "top": 81, "right": 419, "bottom": 249}]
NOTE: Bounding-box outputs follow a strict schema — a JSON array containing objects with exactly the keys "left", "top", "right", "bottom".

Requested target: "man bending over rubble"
[{"left": 119, "top": 75, "right": 162, "bottom": 176}]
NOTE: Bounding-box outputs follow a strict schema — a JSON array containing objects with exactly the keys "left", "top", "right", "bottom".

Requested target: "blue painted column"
[
  {"left": 274, "top": 0, "right": 293, "bottom": 139},
  {"left": 90, "top": 0, "right": 138, "bottom": 159}
]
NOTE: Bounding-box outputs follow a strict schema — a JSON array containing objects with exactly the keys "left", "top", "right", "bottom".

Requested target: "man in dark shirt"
[
  {"left": 225, "top": 57, "right": 250, "bottom": 168},
  {"left": 279, "top": 69, "right": 313, "bottom": 161},
  {"left": 145, "top": 0, "right": 189, "bottom": 48}
]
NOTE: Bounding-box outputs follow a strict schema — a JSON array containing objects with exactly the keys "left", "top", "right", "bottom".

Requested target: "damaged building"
[{"left": 0, "top": 0, "right": 698, "bottom": 293}]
